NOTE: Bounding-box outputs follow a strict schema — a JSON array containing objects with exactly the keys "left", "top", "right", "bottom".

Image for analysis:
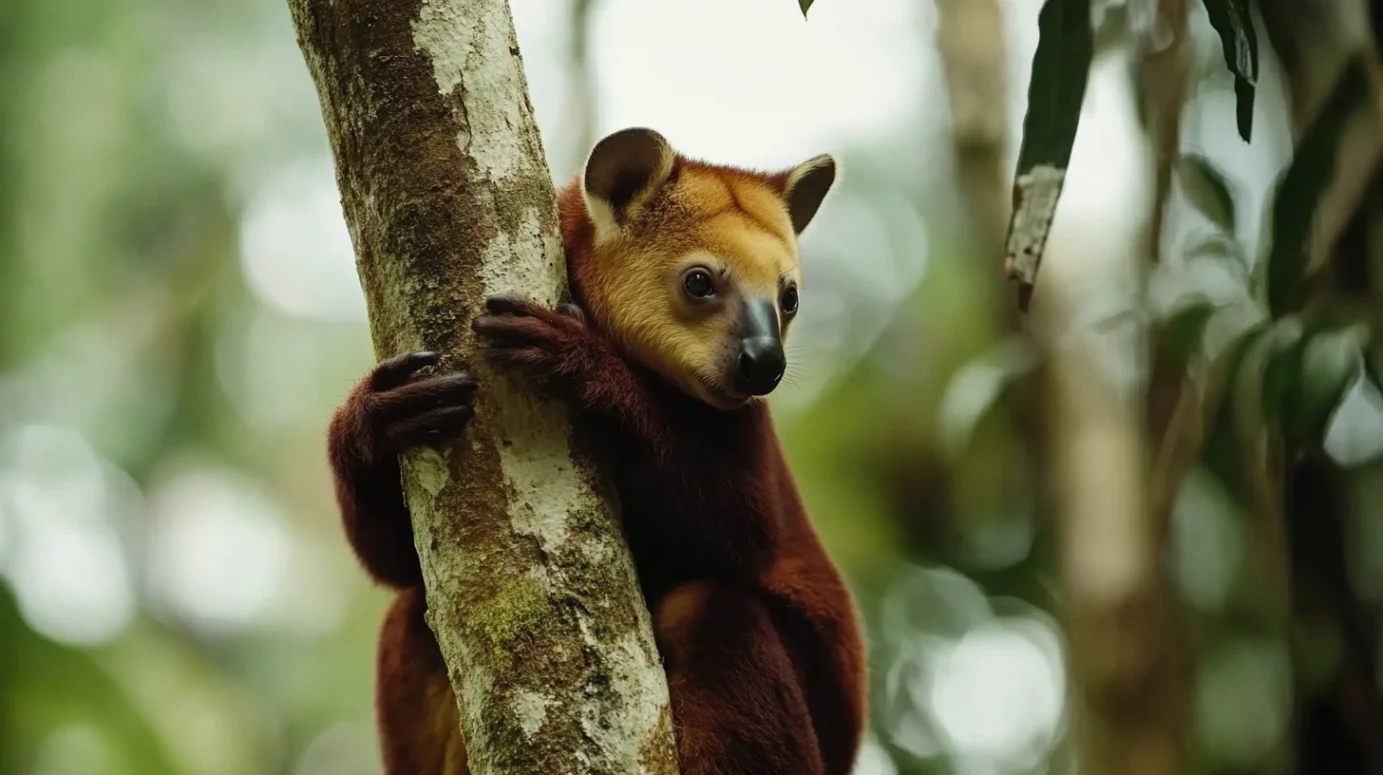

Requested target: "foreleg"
[
  {"left": 471, "top": 296, "right": 667, "bottom": 443},
  {"left": 326, "top": 351, "right": 476, "bottom": 587}
]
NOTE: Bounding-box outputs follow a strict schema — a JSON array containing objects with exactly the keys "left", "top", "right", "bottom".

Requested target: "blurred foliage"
[{"left": 1009, "top": 0, "right": 1383, "bottom": 772}]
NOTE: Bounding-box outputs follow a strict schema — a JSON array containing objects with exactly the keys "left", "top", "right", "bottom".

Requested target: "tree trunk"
[
  {"left": 286, "top": 1, "right": 680, "bottom": 773},
  {"left": 933, "top": 0, "right": 1011, "bottom": 266}
]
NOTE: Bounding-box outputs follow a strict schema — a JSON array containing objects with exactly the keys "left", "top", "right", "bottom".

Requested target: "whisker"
[
  {"left": 783, "top": 343, "right": 814, "bottom": 366},
  {"left": 781, "top": 356, "right": 811, "bottom": 380},
  {"left": 778, "top": 359, "right": 811, "bottom": 388}
]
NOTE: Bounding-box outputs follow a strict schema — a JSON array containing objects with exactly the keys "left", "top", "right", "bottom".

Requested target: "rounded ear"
[
  {"left": 582, "top": 127, "right": 676, "bottom": 234},
  {"left": 780, "top": 154, "right": 837, "bottom": 234}
]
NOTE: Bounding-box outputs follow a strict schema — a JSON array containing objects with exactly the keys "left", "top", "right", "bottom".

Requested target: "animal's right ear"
[{"left": 582, "top": 127, "right": 676, "bottom": 238}]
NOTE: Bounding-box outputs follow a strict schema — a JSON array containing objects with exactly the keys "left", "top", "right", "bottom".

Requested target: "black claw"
[
  {"left": 484, "top": 295, "right": 532, "bottom": 316},
  {"left": 386, "top": 405, "right": 475, "bottom": 450},
  {"left": 392, "top": 350, "right": 438, "bottom": 371},
  {"left": 376, "top": 371, "right": 478, "bottom": 420},
  {"left": 372, "top": 350, "right": 439, "bottom": 390}
]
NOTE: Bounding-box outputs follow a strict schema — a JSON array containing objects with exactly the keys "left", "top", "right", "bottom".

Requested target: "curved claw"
[
  {"left": 484, "top": 295, "right": 536, "bottom": 316},
  {"left": 384, "top": 404, "right": 476, "bottom": 451},
  {"left": 371, "top": 350, "right": 439, "bottom": 390}
]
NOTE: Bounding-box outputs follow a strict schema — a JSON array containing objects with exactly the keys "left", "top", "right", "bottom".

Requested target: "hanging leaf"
[
  {"left": 1202, "top": 0, "right": 1259, "bottom": 142},
  {"left": 1282, "top": 324, "right": 1368, "bottom": 446},
  {"left": 1218, "top": 319, "right": 1270, "bottom": 380},
  {"left": 1178, "top": 153, "right": 1237, "bottom": 232},
  {"left": 1365, "top": 353, "right": 1383, "bottom": 409},
  {"left": 1185, "top": 231, "right": 1251, "bottom": 282},
  {"left": 1003, "top": 0, "right": 1093, "bottom": 312},
  {"left": 1259, "top": 319, "right": 1306, "bottom": 423},
  {"left": 1264, "top": 59, "right": 1369, "bottom": 318},
  {"left": 799, "top": 0, "right": 814, "bottom": 16},
  {"left": 1205, "top": 318, "right": 1271, "bottom": 452}
]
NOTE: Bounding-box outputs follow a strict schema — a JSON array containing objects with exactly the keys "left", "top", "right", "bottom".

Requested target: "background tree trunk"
[
  {"left": 286, "top": 1, "right": 680, "bottom": 773},
  {"left": 1036, "top": 3, "right": 1192, "bottom": 772},
  {"left": 933, "top": 0, "right": 1011, "bottom": 267}
]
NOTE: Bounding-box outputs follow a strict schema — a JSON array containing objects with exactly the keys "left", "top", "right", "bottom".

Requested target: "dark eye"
[
  {"left": 781, "top": 286, "right": 799, "bottom": 315},
  {"left": 683, "top": 268, "right": 716, "bottom": 299}
]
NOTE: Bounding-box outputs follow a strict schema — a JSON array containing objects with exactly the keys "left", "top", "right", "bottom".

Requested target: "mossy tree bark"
[{"left": 286, "top": 1, "right": 680, "bottom": 773}]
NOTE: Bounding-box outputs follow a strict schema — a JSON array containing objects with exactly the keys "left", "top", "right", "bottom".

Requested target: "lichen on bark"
[{"left": 285, "top": 0, "right": 680, "bottom": 772}]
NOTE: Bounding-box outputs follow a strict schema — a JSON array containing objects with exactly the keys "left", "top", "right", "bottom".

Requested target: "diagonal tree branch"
[{"left": 286, "top": 0, "right": 680, "bottom": 772}]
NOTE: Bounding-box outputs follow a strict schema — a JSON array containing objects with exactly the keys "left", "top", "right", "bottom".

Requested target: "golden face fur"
[{"left": 573, "top": 128, "right": 837, "bottom": 409}]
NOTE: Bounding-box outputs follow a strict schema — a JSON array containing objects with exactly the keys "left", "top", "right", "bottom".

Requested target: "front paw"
[
  {"left": 341, "top": 351, "right": 479, "bottom": 456},
  {"left": 471, "top": 295, "right": 591, "bottom": 384}
]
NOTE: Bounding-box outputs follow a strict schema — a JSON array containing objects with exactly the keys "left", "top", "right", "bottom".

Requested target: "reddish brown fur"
[{"left": 326, "top": 142, "right": 865, "bottom": 775}]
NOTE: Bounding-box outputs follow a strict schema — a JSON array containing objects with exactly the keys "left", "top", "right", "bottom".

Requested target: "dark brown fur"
[{"left": 326, "top": 140, "right": 865, "bottom": 775}]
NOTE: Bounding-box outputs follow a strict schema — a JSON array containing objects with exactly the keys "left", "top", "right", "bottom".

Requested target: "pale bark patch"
[
  {"left": 412, "top": 0, "right": 529, "bottom": 182},
  {"left": 580, "top": 631, "right": 676, "bottom": 751},
  {"left": 511, "top": 689, "right": 553, "bottom": 737},
  {"left": 1005, "top": 164, "right": 1068, "bottom": 285},
  {"left": 477, "top": 207, "right": 565, "bottom": 303},
  {"left": 412, "top": 447, "right": 451, "bottom": 498}
]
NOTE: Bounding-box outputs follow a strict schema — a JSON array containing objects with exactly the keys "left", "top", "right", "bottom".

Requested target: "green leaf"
[
  {"left": 799, "top": 0, "right": 814, "bottom": 16},
  {"left": 1282, "top": 324, "right": 1367, "bottom": 445},
  {"left": 1212, "top": 318, "right": 1272, "bottom": 436},
  {"left": 1259, "top": 319, "right": 1307, "bottom": 424},
  {"left": 1265, "top": 59, "right": 1370, "bottom": 318},
  {"left": 1202, "top": 0, "right": 1259, "bottom": 142},
  {"left": 1186, "top": 230, "right": 1251, "bottom": 281},
  {"left": 1163, "top": 299, "right": 1218, "bottom": 362},
  {"left": 1179, "top": 153, "right": 1237, "bottom": 232},
  {"left": 1003, "top": 0, "right": 1093, "bottom": 312},
  {"left": 1219, "top": 320, "right": 1270, "bottom": 379}
]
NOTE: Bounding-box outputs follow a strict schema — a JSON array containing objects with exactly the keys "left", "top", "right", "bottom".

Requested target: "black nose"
[{"left": 733, "top": 336, "right": 786, "bottom": 396}]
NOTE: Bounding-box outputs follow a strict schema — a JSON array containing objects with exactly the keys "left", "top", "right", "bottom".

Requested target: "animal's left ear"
[
  {"left": 582, "top": 127, "right": 677, "bottom": 238},
  {"left": 778, "top": 154, "right": 837, "bottom": 234}
]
